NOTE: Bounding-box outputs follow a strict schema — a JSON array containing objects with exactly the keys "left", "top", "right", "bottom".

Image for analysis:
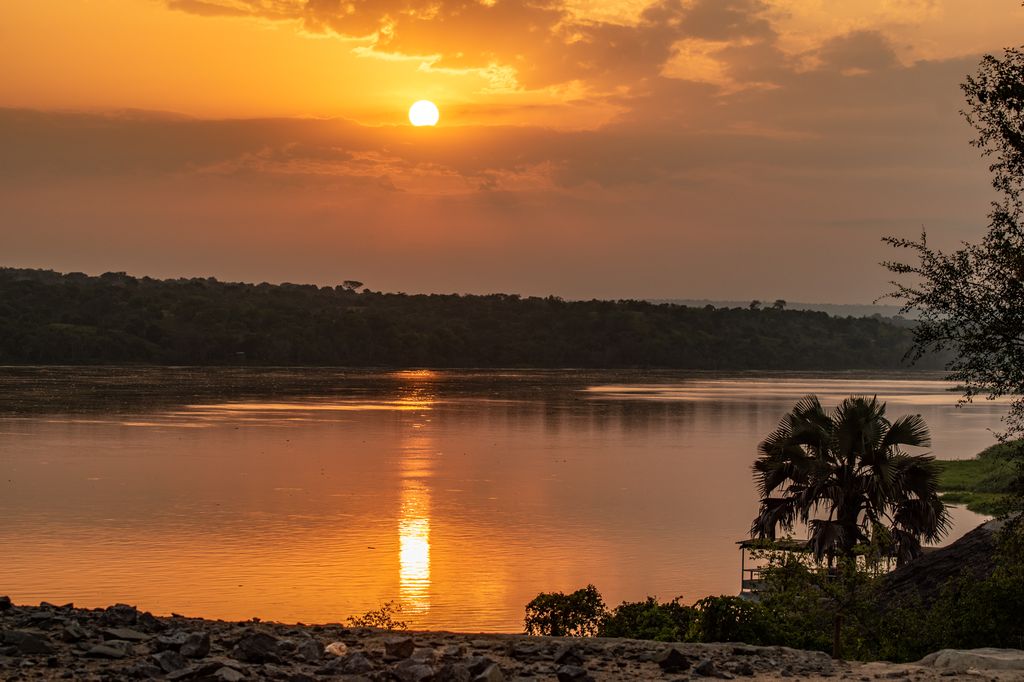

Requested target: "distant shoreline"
[{"left": 0, "top": 266, "right": 945, "bottom": 370}]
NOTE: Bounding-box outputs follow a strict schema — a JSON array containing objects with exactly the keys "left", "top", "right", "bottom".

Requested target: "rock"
[
  {"left": 103, "top": 626, "right": 151, "bottom": 641},
  {"left": 61, "top": 620, "right": 89, "bottom": 643},
  {"left": 918, "top": 648, "right": 1024, "bottom": 671},
  {"left": 324, "top": 641, "right": 348, "bottom": 657},
  {"left": 411, "top": 646, "right": 436, "bottom": 665},
  {"left": 435, "top": 662, "right": 472, "bottom": 682},
  {"left": 212, "top": 666, "right": 246, "bottom": 681},
  {"left": 384, "top": 635, "right": 416, "bottom": 660},
  {"left": 126, "top": 661, "right": 165, "bottom": 678},
  {"left": 156, "top": 632, "right": 191, "bottom": 651},
  {"left": 0, "top": 596, "right": 11, "bottom": 611},
  {"left": 695, "top": 658, "right": 733, "bottom": 679},
  {"left": 467, "top": 655, "right": 498, "bottom": 676},
  {"left": 137, "top": 611, "right": 164, "bottom": 632},
  {"left": 556, "top": 664, "right": 592, "bottom": 681},
  {"left": 726, "top": 661, "right": 755, "bottom": 677},
  {"left": 180, "top": 631, "right": 211, "bottom": 658},
  {"left": 292, "top": 637, "right": 321, "bottom": 662},
  {"left": 151, "top": 649, "right": 189, "bottom": 673},
  {"left": 654, "top": 647, "right": 692, "bottom": 673},
  {"left": 337, "top": 652, "right": 376, "bottom": 674},
  {"left": 102, "top": 603, "right": 139, "bottom": 627},
  {"left": 86, "top": 640, "right": 133, "bottom": 659},
  {"left": 3, "top": 630, "right": 56, "bottom": 655},
  {"left": 554, "top": 643, "right": 584, "bottom": 667},
  {"left": 731, "top": 646, "right": 759, "bottom": 656},
  {"left": 392, "top": 658, "right": 435, "bottom": 682},
  {"left": 511, "top": 641, "right": 544, "bottom": 661},
  {"left": 231, "top": 631, "right": 281, "bottom": 663},
  {"left": 440, "top": 643, "right": 468, "bottom": 660},
  {"left": 472, "top": 663, "right": 506, "bottom": 682}
]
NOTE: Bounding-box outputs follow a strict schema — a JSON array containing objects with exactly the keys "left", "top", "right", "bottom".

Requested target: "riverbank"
[
  {"left": 937, "top": 440, "right": 1021, "bottom": 514},
  {"left": 3, "top": 599, "right": 1024, "bottom": 680}
]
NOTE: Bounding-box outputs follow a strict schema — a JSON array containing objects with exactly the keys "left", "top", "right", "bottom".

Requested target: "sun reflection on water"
[{"left": 397, "top": 390, "right": 436, "bottom": 615}]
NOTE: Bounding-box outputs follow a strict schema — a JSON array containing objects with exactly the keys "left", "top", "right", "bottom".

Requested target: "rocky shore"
[{"left": 2, "top": 598, "right": 1023, "bottom": 681}]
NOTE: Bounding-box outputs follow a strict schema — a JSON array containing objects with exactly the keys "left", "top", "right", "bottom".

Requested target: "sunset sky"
[{"left": 2, "top": 0, "right": 1023, "bottom": 301}]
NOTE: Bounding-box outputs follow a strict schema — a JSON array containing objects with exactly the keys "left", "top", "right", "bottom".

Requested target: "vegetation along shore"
[
  {"left": 0, "top": 267, "right": 939, "bottom": 370},
  {"left": 4, "top": 597, "right": 1024, "bottom": 681}
]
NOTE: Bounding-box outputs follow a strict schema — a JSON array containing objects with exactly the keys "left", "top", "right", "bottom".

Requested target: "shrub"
[
  {"left": 524, "top": 585, "right": 606, "bottom": 637},
  {"left": 599, "top": 597, "right": 694, "bottom": 641},
  {"left": 687, "top": 596, "right": 772, "bottom": 644},
  {"left": 347, "top": 600, "right": 408, "bottom": 630}
]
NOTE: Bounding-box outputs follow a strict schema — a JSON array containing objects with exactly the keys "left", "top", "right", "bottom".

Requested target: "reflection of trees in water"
[{"left": 424, "top": 394, "right": 782, "bottom": 436}]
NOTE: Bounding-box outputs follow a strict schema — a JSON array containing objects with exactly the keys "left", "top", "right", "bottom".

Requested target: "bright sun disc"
[{"left": 409, "top": 100, "right": 439, "bottom": 127}]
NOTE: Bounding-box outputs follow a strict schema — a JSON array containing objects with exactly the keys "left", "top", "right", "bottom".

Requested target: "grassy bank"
[{"left": 937, "top": 440, "right": 1022, "bottom": 515}]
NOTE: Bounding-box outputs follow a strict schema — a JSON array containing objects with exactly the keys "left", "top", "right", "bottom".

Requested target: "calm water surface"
[{"left": 0, "top": 368, "right": 1002, "bottom": 631}]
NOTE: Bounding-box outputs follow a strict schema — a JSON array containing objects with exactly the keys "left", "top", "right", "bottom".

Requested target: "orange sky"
[{"left": 1, "top": 0, "right": 1023, "bottom": 301}]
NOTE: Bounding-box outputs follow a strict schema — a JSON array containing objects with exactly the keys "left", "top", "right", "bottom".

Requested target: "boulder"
[
  {"left": 3, "top": 630, "right": 55, "bottom": 655},
  {"left": 180, "top": 631, "right": 211, "bottom": 658},
  {"left": 384, "top": 635, "right": 415, "bottom": 660},
  {"left": 918, "top": 648, "right": 1024, "bottom": 672},
  {"left": 231, "top": 631, "right": 281, "bottom": 663},
  {"left": 151, "top": 649, "right": 189, "bottom": 673},
  {"left": 654, "top": 647, "right": 692, "bottom": 673},
  {"left": 293, "top": 637, "right": 321, "bottom": 662},
  {"left": 392, "top": 658, "right": 435, "bottom": 682},
  {"left": 86, "top": 640, "right": 133, "bottom": 659},
  {"left": 102, "top": 627, "right": 150, "bottom": 642},
  {"left": 101, "top": 604, "right": 139, "bottom": 627},
  {"left": 61, "top": 620, "right": 89, "bottom": 643},
  {"left": 155, "top": 632, "right": 191, "bottom": 651},
  {"left": 472, "top": 663, "right": 506, "bottom": 682},
  {"left": 324, "top": 641, "right": 348, "bottom": 658},
  {"left": 556, "top": 664, "right": 593, "bottom": 681}
]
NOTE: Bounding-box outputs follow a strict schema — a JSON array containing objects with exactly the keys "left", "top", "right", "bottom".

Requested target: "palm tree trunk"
[{"left": 833, "top": 614, "right": 843, "bottom": 659}]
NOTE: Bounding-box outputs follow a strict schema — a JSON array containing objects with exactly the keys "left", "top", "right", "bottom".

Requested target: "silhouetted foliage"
[
  {"left": 0, "top": 268, "right": 943, "bottom": 370},
  {"left": 527, "top": 522, "right": 1024, "bottom": 661},
  {"left": 751, "top": 396, "right": 950, "bottom": 565},
  {"left": 599, "top": 597, "right": 694, "bottom": 642},
  {"left": 346, "top": 601, "right": 407, "bottom": 630},
  {"left": 524, "top": 585, "right": 605, "bottom": 637},
  {"left": 884, "top": 46, "right": 1024, "bottom": 439}
]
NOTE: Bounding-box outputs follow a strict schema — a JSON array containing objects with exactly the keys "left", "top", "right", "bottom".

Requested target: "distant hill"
[
  {"left": 650, "top": 299, "right": 913, "bottom": 320},
  {"left": 0, "top": 267, "right": 944, "bottom": 370}
]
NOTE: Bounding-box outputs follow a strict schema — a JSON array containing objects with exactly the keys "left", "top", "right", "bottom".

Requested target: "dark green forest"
[{"left": 0, "top": 268, "right": 944, "bottom": 368}]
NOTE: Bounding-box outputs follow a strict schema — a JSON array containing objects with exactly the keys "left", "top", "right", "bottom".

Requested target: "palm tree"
[{"left": 751, "top": 395, "right": 950, "bottom": 565}]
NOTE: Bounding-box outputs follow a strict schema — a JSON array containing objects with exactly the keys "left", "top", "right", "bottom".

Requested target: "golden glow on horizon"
[{"left": 409, "top": 100, "right": 440, "bottom": 127}]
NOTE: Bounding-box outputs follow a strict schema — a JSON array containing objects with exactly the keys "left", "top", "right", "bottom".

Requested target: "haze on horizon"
[{"left": 2, "top": 0, "right": 1022, "bottom": 303}]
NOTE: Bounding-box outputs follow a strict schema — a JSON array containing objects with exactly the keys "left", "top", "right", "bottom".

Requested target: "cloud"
[
  {"left": 164, "top": 0, "right": 789, "bottom": 92},
  {"left": 816, "top": 30, "right": 900, "bottom": 73}
]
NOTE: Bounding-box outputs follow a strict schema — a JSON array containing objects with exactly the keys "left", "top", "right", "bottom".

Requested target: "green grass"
[{"left": 937, "top": 440, "right": 1022, "bottom": 515}]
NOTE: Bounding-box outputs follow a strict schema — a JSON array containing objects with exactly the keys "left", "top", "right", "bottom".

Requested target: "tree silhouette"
[{"left": 752, "top": 395, "right": 950, "bottom": 565}]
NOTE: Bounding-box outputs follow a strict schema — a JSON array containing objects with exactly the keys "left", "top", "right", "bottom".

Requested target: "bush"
[
  {"left": 347, "top": 601, "right": 407, "bottom": 630},
  {"left": 599, "top": 597, "right": 694, "bottom": 641},
  {"left": 524, "top": 585, "right": 605, "bottom": 637},
  {"left": 687, "top": 596, "right": 772, "bottom": 644}
]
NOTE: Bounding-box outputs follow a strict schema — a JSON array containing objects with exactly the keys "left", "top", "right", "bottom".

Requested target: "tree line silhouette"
[{"left": 0, "top": 268, "right": 946, "bottom": 369}]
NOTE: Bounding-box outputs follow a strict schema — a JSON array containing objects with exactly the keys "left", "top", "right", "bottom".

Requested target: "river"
[{"left": 0, "top": 368, "right": 1002, "bottom": 631}]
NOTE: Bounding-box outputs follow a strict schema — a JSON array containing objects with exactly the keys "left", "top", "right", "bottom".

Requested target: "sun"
[{"left": 408, "top": 100, "right": 440, "bottom": 127}]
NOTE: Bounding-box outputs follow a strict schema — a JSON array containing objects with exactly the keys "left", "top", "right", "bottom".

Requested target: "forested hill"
[{"left": 0, "top": 268, "right": 942, "bottom": 369}]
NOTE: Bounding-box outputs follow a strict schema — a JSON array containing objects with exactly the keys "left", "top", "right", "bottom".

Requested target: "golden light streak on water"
[{"left": 397, "top": 392, "right": 436, "bottom": 615}]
